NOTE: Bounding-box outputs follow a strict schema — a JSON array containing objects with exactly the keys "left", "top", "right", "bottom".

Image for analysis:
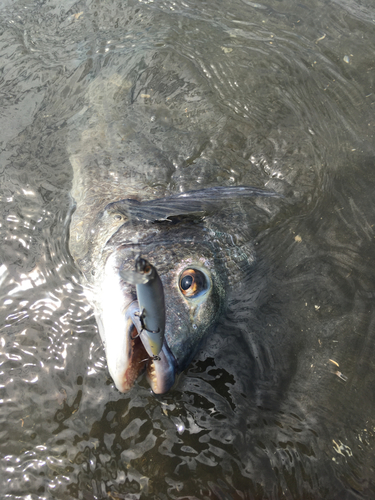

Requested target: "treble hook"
[
  {"left": 130, "top": 328, "right": 140, "bottom": 340},
  {"left": 139, "top": 355, "right": 161, "bottom": 364}
]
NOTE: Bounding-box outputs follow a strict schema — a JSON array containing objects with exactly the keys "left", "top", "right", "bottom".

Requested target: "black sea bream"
[{"left": 68, "top": 70, "right": 280, "bottom": 394}]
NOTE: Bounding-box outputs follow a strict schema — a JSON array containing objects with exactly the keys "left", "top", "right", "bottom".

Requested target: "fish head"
[{"left": 95, "top": 219, "right": 245, "bottom": 395}]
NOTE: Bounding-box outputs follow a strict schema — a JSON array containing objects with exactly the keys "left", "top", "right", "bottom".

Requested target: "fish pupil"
[{"left": 181, "top": 275, "right": 193, "bottom": 290}]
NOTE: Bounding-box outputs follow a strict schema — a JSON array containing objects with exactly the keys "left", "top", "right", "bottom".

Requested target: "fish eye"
[
  {"left": 135, "top": 257, "right": 152, "bottom": 275},
  {"left": 179, "top": 268, "right": 207, "bottom": 297}
]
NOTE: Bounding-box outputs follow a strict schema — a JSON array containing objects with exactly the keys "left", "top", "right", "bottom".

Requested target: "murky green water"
[{"left": 1, "top": 0, "right": 375, "bottom": 498}]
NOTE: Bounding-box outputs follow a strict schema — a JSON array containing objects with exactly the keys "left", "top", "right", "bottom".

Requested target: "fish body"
[{"left": 68, "top": 68, "right": 280, "bottom": 394}]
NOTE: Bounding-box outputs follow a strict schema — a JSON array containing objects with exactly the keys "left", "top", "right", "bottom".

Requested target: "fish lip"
[
  {"left": 119, "top": 316, "right": 147, "bottom": 391},
  {"left": 125, "top": 301, "right": 177, "bottom": 394},
  {"left": 146, "top": 341, "right": 177, "bottom": 394}
]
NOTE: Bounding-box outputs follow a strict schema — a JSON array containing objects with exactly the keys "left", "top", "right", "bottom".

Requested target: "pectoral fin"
[{"left": 105, "top": 185, "right": 281, "bottom": 222}]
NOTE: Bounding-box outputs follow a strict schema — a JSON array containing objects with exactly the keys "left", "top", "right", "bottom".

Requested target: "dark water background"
[{"left": 1, "top": 0, "right": 375, "bottom": 498}]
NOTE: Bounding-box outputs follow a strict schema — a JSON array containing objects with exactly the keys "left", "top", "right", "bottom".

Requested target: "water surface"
[{"left": 1, "top": 0, "right": 375, "bottom": 498}]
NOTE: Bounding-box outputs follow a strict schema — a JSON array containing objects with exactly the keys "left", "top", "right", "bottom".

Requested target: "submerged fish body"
[{"left": 68, "top": 67, "right": 280, "bottom": 394}]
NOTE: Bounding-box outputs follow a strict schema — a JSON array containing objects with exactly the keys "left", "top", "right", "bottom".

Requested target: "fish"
[{"left": 68, "top": 73, "right": 282, "bottom": 394}]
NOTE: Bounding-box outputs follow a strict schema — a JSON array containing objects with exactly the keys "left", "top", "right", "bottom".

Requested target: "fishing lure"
[{"left": 121, "top": 256, "right": 165, "bottom": 359}]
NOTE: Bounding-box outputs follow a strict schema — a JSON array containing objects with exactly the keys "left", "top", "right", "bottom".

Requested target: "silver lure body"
[{"left": 120, "top": 256, "right": 165, "bottom": 357}]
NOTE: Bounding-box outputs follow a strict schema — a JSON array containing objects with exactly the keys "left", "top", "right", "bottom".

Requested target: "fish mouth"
[
  {"left": 123, "top": 302, "right": 177, "bottom": 394},
  {"left": 97, "top": 252, "right": 177, "bottom": 395}
]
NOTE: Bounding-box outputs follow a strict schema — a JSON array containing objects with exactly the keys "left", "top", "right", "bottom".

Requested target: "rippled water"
[{"left": 1, "top": 0, "right": 375, "bottom": 498}]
